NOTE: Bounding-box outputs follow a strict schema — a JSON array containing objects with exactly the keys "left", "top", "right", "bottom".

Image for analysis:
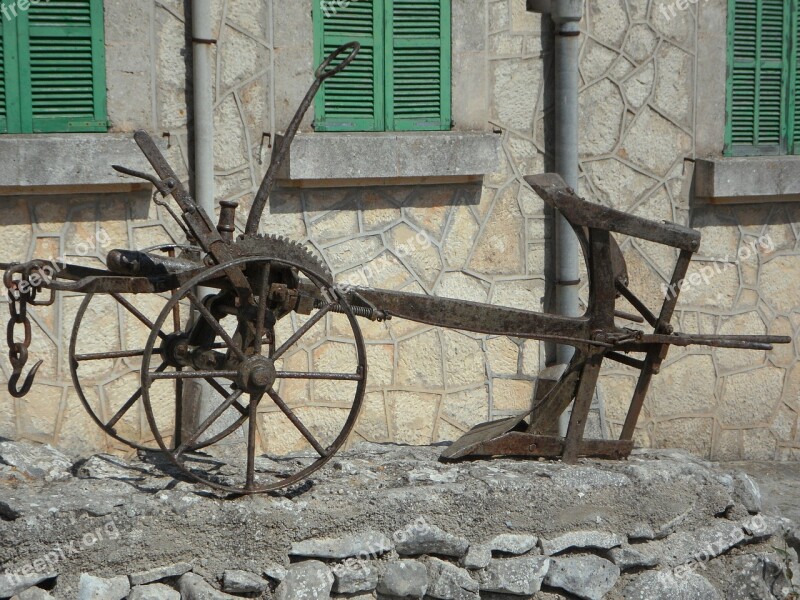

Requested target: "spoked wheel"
[{"left": 139, "top": 256, "right": 367, "bottom": 494}]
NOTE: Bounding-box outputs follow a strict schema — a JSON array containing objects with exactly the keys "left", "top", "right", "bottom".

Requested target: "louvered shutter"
[
  {"left": 386, "top": 0, "right": 451, "bottom": 131},
  {"left": 314, "top": 0, "right": 384, "bottom": 131},
  {"left": 18, "top": 0, "right": 107, "bottom": 133},
  {"left": 727, "top": 0, "right": 790, "bottom": 155},
  {"left": 790, "top": 2, "right": 800, "bottom": 153},
  {"left": 0, "top": 17, "right": 7, "bottom": 133}
]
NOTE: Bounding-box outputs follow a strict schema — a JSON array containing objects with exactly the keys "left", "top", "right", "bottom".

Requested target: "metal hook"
[{"left": 7, "top": 344, "right": 42, "bottom": 398}]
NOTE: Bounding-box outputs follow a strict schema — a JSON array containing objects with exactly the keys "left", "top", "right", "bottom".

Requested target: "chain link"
[{"left": 5, "top": 270, "right": 44, "bottom": 397}]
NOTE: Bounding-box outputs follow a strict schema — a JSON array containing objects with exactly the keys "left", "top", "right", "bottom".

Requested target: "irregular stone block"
[
  {"left": 377, "top": 560, "right": 427, "bottom": 598},
  {"left": 608, "top": 545, "right": 660, "bottom": 570},
  {"left": 263, "top": 563, "right": 288, "bottom": 583},
  {"left": 622, "top": 570, "right": 722, "bottom": 599},
  {"left": 543, "top": 555, "right": 620, "bottom": 600},
  {"left": 290, "top": 531, "right": 393, "bottom": 560},
  {"left": 331, "top": 561, "right": 378, "bottom": 594},
  {"left": 741, "top": 514, "right": 790, "bottom": 543},
  {"left": 478, "top": 557, "right": 550, "bottom": 595},
  {"left": 10, "top": 587, "right": 55, "bottom": 599},
  {"left": 275, "top": 561, "right": 333, "bottom": 600},
  {"left": 395, "top": 524, "right": 469, "bottom": 558},
  {"left": 732, "top": 472, "right": 762, "bottom": 514},
  {"left": 0, "top": 573, "right": 57, "bottom": 598},
  {"left": 127, "top": 583, "right": 180, "bottom": 600},
  {"left": 658, "top": 521, "right": 745, "bottom": 567},
  {"left": 462, "top": 544, "right": 491, "bottom": 569},
  {"left": 77, "top": 574, "right": 130, "bottom": 600},
  {"left": 540, "top": 531, "right": 622, "bottom": 555},
  {"left": 0, "top": 441, "right": 72, "bottom": 481},
  {"left": 425, "top": 557, "right": 479, "bottom": 600},
  {"left": 129, "top": 563, "right": 192, "bottom": 586},
  {"left": 727, "top": 554, "right": 793, "bottom": 600},
  {"left": 488, "top": 534, "right": 538, "bottom": 555},
  {"left": 179, "top": 573, "right": 240, "bottom": 600},
  {"left": 222, "top": 569, "right": 267, "bottom": 594},
  {"left": 77, "top": 455, "right": 149, "bottom": 482}
]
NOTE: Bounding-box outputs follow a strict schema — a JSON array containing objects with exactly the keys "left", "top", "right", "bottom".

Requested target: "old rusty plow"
[{"left": 1, "top": 43, "right": 790, "bottom": 494}]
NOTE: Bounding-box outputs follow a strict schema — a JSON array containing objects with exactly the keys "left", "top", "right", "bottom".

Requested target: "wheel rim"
[{"left": 140, "top": 255, "right": 367, "bottom": 494}]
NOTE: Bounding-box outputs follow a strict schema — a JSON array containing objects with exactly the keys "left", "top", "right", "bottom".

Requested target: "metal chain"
[{"left": 5, "top": 272, "right": 43, "bottom": 397}]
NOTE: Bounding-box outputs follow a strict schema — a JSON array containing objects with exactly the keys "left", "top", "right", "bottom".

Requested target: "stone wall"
[{"left": 0, "top": 0, "right": 798, "bottom": 461}]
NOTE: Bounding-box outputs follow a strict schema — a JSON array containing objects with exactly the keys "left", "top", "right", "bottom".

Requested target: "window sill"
[
  {"left": 278, "top": 131, "right": 501, "bottom": 185},
  {"left": 0, "top": 133, "right": 162, "bottom": 196},
  {"left": 694, "top": 156, "right": 800, "bottom": 204}
]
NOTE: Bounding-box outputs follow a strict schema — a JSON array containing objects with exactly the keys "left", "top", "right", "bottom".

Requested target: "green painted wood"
[
  {"left": 314, "top": 0, "right": 384, "bottom": 132},
  {"left": 790, "top": 0, "right": 799, "bottom": 153},
  {"left": 0, "top": 14, "right": 8, "bottom": 132},
  {"left": 386, "top": 0, "right": 451, "bottom": 131},
  {"left": 726, "top": 0, "right": 791, "bottom": 156},
  {"left": 1, "top": 0, "right": 107, "bottom": 134}
]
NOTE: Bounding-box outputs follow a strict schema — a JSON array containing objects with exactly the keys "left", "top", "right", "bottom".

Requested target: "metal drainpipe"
[
  {"left": 185, "top": 0, "right": 218, "bottom": 440},
  {"left": 527, "top": 0, "right": 584, "bottom": 435}
]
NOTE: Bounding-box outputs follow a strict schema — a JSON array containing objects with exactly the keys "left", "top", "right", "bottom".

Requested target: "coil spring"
[{"left": 314, "top": 300, "right": 388, "bottom": 321}]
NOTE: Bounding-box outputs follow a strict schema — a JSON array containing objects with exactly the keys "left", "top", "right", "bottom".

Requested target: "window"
[
  {"left": 725, "top": 0, "right": 799, "bottom": 156},
  {"left": 312, "top": 0, "right": 451, "bottom": 132},
  {"left": 0, "top": 0, "right": 107, "bottom": 134}
]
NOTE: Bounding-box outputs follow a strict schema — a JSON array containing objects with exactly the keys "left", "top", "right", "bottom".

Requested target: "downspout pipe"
[
  {"left": 527, "top": 0, "right": 584, "bottom": 434},
  {"left": 192, "top": 0, "right": 215, "bottom": 217}
]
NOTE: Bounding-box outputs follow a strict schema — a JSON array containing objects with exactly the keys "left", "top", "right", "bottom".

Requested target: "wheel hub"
[{"left": 236, "top": 355, "right": 277, "bottom": 393}]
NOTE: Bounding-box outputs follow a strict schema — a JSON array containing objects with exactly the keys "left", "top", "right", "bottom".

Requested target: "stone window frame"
[
  {"left": 0, "top": 1, "right": 154, "bottom": 196},
  {"left": 693, "top": 0, "right": 800, "bottom": 204}
]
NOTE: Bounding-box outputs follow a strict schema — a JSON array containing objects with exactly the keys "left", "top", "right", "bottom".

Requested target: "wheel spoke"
[
  {"left": 273, "top": 303, "right": 333, "bottom": 360},
  {"left": 75, "top": 348, "right": 159, "bottom": 361},
  {"left": 106, "top": 362, "right": 168, "bottom": 429},
  {"left": 266, "top": 388, "right": 326, "bottom": 456},
  {"left": 113, "top": 293, "right": 168, "bottom": 341},
  {"left": 276, "top": 370, "right": 363, "bottom": 381},
  {"left": 174, "top": 388, "right": 244, "bottom": 455},
  {"left": 246, "top": 392, "right": 263, "bottom": 490},
  {"left": 203, "top": 377, "right": 248, "bottom": 416},
  {"left": 149, "top": 370, "right": 238, "bottom": 381},
  {"left": 255, "top": 263, "right": 271, "bottom": 355},
  {"left": 186, "top": 291, "right": 247, "bottom": 362}
]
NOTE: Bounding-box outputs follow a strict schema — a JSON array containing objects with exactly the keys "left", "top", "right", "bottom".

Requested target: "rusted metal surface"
[{"left": 1, "top": 43, "right": 791, "bottom": 493}]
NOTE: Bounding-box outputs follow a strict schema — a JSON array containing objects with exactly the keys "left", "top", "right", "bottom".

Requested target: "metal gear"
[{"left": 233, "top": 233, "right": 332, "bottom": 284}]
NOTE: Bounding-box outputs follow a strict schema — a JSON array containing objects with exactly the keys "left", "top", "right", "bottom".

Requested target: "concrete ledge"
[
  {"left": 694, "top": 156, "right": 800, "bottom": 204},
  {"left": 0, "top": 133, "right": 162, "bottom": 195},
  {"left": 280, "top": 132, "right": 501, "bottom": 181}
]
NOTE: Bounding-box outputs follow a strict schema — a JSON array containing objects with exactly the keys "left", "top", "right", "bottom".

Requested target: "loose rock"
[
  {"left": 425, "top": 557, "right": 480, "bottom": 600},
  {"left": 727, "top": 554, "right": 793, "bottom": 600},
  {"left": 377, "top": 560, "right": 428, "bottom": 598},
  {"left": 732, "top": 472, "right": 762, "bottom": 514},
  {"left": 77, "top": 574, "right": 130, "bottom": 600},
  {"left": 263, "top": 564, "right": 288, "bottom": 583},
  {"left": 77, "top": 455, "right": 150, "bottom": 481},
  {"left": 11, "top": 587, "right": 55, "bottom": 600},
  {"left": 178, "top": 573, "right": 239, "bottom": 600},
  {"left": 623, "top": 570, "right": 722, "bottom": 599},
  {"left": 488, "top": 534, "right": 538, "bottom": 555},
  {"left": 275, "top": 561, "right": 333, "bottom": 600},
  {"left": 129, "top": 563, "right": 193, "bottom": 586},
  {"left": 540, "top": 531, "right": 621, "bottom": 555},
  {"left": 543, "top": 555, "right": 620, "bottom": 600},
  {"left": 290, "top": 531, "right": 392, "bottom": 560},
  {"left": 395, "top": 524, "right": 469, "bottom": 558},
  {"left": 222, "top": 569, "right": 267, "bottom": 594},
  {"left": 0, "top": 573, "right": 57, "bottom": 598},
  {"left": 462, "top": 545, "right": 491, "bottom": 569},
  {"left": 0, "top": 441, "right": 72, "bottom": 481},
  {"left": 127, "top": 583, "right": 181, "bottom": 600},
  {"left": 657, "top": 521, "right": 744, "bottom": 566},
  {"left": 478, "top": 557, "right": 550, "bottom": 595},
  {"left": 331, "top": 561, "right": 379, "bottom": 594},
  {"left": 607, "top": 544, "right": 660, "bottom": 570}
]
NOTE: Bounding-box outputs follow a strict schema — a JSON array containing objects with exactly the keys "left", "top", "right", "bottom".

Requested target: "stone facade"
[{"left": 0, "top": 0, "right": 798, "bottom": 461}]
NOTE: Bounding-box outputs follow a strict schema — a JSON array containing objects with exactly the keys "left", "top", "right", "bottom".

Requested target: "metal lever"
[{"left": 112, "top": 164, "right": 173, "bottom": 195}]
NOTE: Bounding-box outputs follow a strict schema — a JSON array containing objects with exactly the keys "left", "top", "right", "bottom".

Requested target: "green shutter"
[
  {"left": 0, "top": 16, "right": 7, "bottom": 133},
  {"left": 726, "top": 0, "right": 790, "bottom": 155},
  {"left": 789, "top": 0, "right": 800, "bottom": 153},
  {"left": 314, "top": 0, "right": 384, "bottom": 132},
  {"left": 16, "top": 0, "right": 107, "bottom": 133},
  {"left": 386, "top": 0, "right": 451, "bottom": 131}
]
